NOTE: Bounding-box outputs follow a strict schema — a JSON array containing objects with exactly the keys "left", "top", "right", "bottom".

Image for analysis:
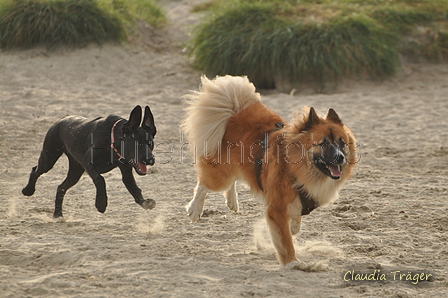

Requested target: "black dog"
[{"left": 22, "top": 105, "right": 157, "bottom": 218}]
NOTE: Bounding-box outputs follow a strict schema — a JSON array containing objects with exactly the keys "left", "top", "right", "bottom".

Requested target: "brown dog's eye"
[
  {"left": 318, "top": 137, "right": 329, "bottom": 147},
  {"left": 319, "top": 138, "right": 330, "bottom": 147}
]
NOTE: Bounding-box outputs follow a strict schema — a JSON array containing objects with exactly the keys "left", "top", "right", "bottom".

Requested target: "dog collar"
[{"left": 110, "top": 119, "right": 127, "bottom": 163}]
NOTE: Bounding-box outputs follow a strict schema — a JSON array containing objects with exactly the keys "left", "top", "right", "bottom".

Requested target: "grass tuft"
[
  {"left": 189, "top": 0, "right": 448, "bottom": 89},
  {"left": 0, "top": 0, "right": 124, "bottom": 49},
  {"left": 96, "top": 0, "right": 166, "bottom": 29},
  {"left": 0, "top": 0, "right": 166, "bottom": 50}
]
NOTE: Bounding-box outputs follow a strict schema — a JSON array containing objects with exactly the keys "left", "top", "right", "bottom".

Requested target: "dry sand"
[{"left": 1, "top": 1, "right": 447, "bottom": 297}]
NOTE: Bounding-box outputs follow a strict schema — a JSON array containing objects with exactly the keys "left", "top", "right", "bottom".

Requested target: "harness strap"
[
  {"left": 296, "top": 185, "right": 318, "bottom": 215},
  {"left": 254, "top": 121, "right": 284, "bottom": 191},
  {"left": 110, "top": 119, "right": 127, "bottom": 163},
  {"left": 253, "top": 121, "right": 318, "bottom": 216}
]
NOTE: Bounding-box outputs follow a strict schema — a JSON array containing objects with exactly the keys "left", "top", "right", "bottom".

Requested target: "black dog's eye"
[{"left": 139, "top": 141, "right": 153, "bottom": 147}]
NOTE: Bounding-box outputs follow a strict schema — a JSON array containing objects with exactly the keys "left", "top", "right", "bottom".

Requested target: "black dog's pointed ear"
[
  {"left": 142, "top": 106, "right": 156, "bottom": 136},
  {"left": 326, "top": 108, "right": 343, "bottom": 125},
  {"left": 305, "top": 107, "right": 319, "bottom": 130},
  {"left": 123, "top": 105, "right": 142, "bottom": 134}
]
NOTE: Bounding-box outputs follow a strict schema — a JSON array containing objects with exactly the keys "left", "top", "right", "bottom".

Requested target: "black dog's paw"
[
  {"left": 141, "top": 199, "right": 156, "bottom": 210},
  {"left": 95, "top": 201, "right": 107, "bottom": 213},
  {"left": 96, "top": 207, "right": 106, "bottom": 213},
  {"left": 22, "top": 186, "right": 35, "bottom": 196},
  {"left": 53, "top": 211, "right": 63, "bottom": 218}
]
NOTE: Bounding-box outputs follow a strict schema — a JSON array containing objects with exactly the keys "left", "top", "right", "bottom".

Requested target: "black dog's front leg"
[
  {"left": 119, "top": 165, "right": 156, "bottom": 210},
  {"left": 83, "top": 163, "right": 108, "bottom": 213}
]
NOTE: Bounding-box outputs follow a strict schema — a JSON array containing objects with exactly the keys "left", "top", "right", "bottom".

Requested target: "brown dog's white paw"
[
  {"left": 284, "top": 260, "right": 329, "bottom": 272},
  {"left": 186, "top": 200, "right": 203, "bottom": 223},
  {"left": 225, "top": 196, "right": 239, "bottom": 213},
  {"left": 284, "top": 260, "right": 307, "bottom": 271},
  {"left": 224, "top": 183, "right": 239, "bottom": 212}
]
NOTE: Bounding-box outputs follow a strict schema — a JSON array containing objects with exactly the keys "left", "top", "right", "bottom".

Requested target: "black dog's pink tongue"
[
  {"left": 137, "top": 162, "right": 147, "bottom": 174},
  {"left": 328, "top": 165, "right": 342, "bottom": 177}
]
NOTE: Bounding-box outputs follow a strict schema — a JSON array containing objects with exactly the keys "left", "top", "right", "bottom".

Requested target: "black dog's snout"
[{"left": 144, "top": 156, "right": 155, "bottom": 166}]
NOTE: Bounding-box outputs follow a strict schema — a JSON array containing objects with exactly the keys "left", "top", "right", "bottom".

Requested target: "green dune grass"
[
  {"left": 0, "top": 0, "right": 166, "bottom": 49},
  {"left": 189, "top": 0, "right": 448, "bottom": 89}
]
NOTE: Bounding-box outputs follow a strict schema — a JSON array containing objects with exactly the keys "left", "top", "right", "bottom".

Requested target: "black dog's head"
[{"left": 119, "top": 105, "right": 157, "bottom": 176}]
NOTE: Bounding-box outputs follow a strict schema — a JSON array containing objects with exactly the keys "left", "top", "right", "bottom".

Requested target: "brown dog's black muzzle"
[{"left": 314, "top": 146, "right": 346, "bottom": 179}]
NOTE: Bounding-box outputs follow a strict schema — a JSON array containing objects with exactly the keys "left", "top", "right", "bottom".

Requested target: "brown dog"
[{"left": 182, "top": 75, "right": 357, "bottom": 267}]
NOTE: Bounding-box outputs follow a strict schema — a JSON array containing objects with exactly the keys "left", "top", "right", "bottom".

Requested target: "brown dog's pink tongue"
[
  {"left": 138, "top": 162, "right": 147, "bottom": 174},
  {"left": 328, "top": 165, "right": 342, "bottom": 177}
]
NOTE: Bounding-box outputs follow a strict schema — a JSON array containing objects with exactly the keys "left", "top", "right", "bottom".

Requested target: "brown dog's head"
[{"left": 285, "top": 107, "right": 357, "bottom": 182}]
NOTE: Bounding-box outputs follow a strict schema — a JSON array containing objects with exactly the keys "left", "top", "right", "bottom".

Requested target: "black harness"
[
  {"left": 296, "top": 185, "right": 318, "bottom": 215},
  {"left": 254, "top": 121, "right": 284, "bottom": 191},
  {"left": 254, "top": 122, "right": 318, "bottom": 216}
]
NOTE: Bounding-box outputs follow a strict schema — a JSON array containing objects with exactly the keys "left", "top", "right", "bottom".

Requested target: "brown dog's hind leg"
[
  {"left": 224, "top": 181, "right": 238, "bottom": 212},
  {"left": 186, "top": 182, "right": 209, "bottom": 222},
  {"left": 187, "top": 161, "right": 236, "bottom": 222}
]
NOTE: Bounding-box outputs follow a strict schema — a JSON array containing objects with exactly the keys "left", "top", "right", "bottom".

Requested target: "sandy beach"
[{"left": 1, "top": 1, "right": 447, "bottom": 297}]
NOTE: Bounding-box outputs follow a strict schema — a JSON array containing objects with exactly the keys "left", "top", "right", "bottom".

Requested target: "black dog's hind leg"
[
  {"left": 54, "top": 157, "right": 85, "bottom": 218},
  {"left": 119, "top": 165, "right": 156, "bottom": 210},
  {"left": 22, "top": 166, "right": 41, "bottom": 196},
  {"left": 22, "top": 131, "right": 64, "bottom": 196}
]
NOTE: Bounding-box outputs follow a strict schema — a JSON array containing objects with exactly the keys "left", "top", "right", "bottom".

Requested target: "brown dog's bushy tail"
[{"left": 181, "top": 75, "right": 261, "bottom": 158}]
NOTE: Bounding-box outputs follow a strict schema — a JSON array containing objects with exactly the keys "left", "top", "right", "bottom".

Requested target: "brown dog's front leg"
[{"left": 266, "top": 206, "right": 298, "bottom": 265}]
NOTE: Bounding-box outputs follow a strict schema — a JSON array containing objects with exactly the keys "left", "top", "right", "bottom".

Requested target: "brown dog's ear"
[
  {"left": 142, "top": 106, "right": 156, "bottom": 136},
  {"left": 305, "top": 107, "right": 319, "bottom": 130},
  {"left": 123, "top": 105, "right": 142, "bottom": 134},
  {"left": 326, "top": 108, "right": 343, "bottom": 125}
]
